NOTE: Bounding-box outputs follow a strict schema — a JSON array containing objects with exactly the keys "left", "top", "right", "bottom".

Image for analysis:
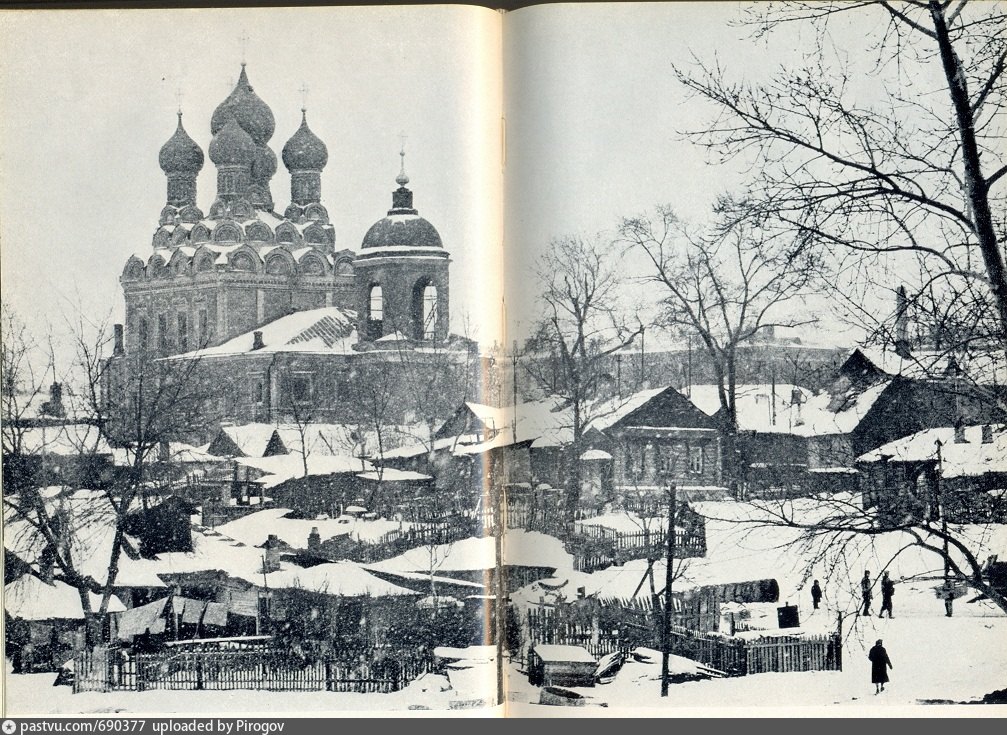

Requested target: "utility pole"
[{"left": 661, "top": 479, "right": 677, "bottom": 697}]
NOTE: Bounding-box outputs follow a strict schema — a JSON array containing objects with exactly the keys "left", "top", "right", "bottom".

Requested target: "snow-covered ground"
[{"left": 6, "top": 497, "right": 1005, "bottom": 714}]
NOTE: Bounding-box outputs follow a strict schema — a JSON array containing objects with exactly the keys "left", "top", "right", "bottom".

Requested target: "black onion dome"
[
  {"left": 210, "top": 65, "right": 276, "bottom": 145},
  {"left": 159, "top": 113, "right": 204, "bottom": 174},
  {"left": 282, "top": 110, "right": 328, "bottom": 171},
  {"left": 251, "top": 144, "right": 277, "bottom": 181},
  {"left": 209, "top": 117, "right": 255, "bottom": 166},
  {"left": 361, "top": 214, "right": 443, "bottom": 249}
]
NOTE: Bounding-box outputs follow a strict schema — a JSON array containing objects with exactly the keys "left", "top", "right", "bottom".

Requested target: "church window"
[
  {"left": 138, "top": 317, "right": 149, "bottom": 352},
  {"left": 198, "top": 309, "right": 209, "bottom": 347},
  {"left": 367, "top": 285, "right": 384, "bottom": 340},
  {"left": 290, "top": 374, "right": 312, "bottom": 404},
  {"left": 177, "top": 313, "right": 188, "bottom": 352},
  {"left": 158, "top": 314, "right": 169, "bottom": 353}
]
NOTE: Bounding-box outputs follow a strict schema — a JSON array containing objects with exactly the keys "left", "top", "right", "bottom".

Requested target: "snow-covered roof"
[
  {"left": 532, "top": 644, "right": 597, "bottom": 663},
  {"left": 13, "top": 423, "right": 112, "bottom": 457},
  {"left": 356, "top": 468, "right": 432, "bottom": 482},
  {"left": 585, "top": 387, "right": 668, "bottom": 432},
  {"left": 688, "top": 381, "right": 888, "bottom": 437},
  {"left": 368, "top": 530, "right": 573, "bottom": 574},
  {"left": 4, "top": 575, "right": 125, "bottom": 620},
  {"left": 234, "top": 453, "right": 373, "bottom": 487},
  {"left": 216, "top": 507, "right": 409, "bottom": 548},
  {"left": 850, "top": 347, "right": 1007, "bottom": 386},
  {"left": 261, "top": 561, "right": 417, "bottom": 598},
  {"left": 176, "top": 307, "right": 357, "bottom": 358},
  {"left": 857, "top": 424, "right": 1007, "bottom": 479}
]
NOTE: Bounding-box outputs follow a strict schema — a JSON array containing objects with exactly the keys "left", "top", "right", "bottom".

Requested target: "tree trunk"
[{"left": 929, "top": 1, "right": 1007, "bottom": 341}]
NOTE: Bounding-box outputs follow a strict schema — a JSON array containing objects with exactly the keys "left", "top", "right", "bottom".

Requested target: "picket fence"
[
  {"left": 668, "top": 626, "right": 842, "bottom": 677},
  {"left": 74, "top": 645, "right": 431, "bottom": 693}
]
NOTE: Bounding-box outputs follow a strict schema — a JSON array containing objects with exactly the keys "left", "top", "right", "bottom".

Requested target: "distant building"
[{"left": 857, "top": 424, "right": 1007, "bottom": 524}]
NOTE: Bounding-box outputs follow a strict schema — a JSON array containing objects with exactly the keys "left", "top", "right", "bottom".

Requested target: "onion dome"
[
  {"left": 282, "top": 109, "right": 328, "bottom": 171},
  {"left": 158, "top": 113, "right": 204, "bottom": 174},
  {"left": 211, "top": 64, "right": 276, "bottom": 145},
  {"left": 251, "top": 144, "right": 277, "bottom": 181},
  {"left": 209, "top": 117, "right": 255, "bottom": 166}
]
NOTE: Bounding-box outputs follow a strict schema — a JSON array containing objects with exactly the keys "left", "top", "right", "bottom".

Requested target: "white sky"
[
  {"left": 0, "top": 5, "right": 503, "bottom": 354},
  {"left": 1, "top": 2, "right": 908, "bottom": 366}
]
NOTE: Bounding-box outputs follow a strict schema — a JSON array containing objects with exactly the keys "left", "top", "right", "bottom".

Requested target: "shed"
[{"left": 528, "top": 644, "right": 598, "bottom": 688}]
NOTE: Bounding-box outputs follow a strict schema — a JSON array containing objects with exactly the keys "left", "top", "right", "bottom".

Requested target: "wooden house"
[{"left": 858, "top": 424, "right": 1007, "bottom": 523}]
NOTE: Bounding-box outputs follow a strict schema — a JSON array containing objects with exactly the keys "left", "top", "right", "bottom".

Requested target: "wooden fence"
[
  {"left": 570, "top": 523, "right": 707, "bottom": 573},
  {"left": 668, "top": 626, "right": 842, "bottom": 677},
  {"left": 521, "top": 608, "right": 841, "bottom": 678},
  {"left": 74, "top": 645, "right": 431, "bottom": 694}
]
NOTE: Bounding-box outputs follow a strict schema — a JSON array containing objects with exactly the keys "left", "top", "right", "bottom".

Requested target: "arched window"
[
  {"left": 367, "top": 284, "right": 383, "bottom": 340},
  {"left": 421, "top": 285, "right": 438, "bottom": 340},
  {"left": 411, "top": 279, "right": 438, "bottom": 340}
]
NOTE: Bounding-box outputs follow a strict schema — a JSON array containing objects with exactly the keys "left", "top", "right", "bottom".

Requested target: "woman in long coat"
[{"left": 868, "top": 639, "right": 892, "bottom": 694}]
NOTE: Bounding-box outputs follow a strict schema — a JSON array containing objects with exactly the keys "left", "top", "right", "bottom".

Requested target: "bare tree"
[
  {"left": 701, "top": 492, "right": 1007, "bottom": 616},
  {"left": 3, "top": 308, "right": 210, "bottom": 641},
  {"left": 673, "top": 1, "right": 1007, "bottom": 345},
  {"left": 524, "top": 235, "right": 644, "bottom": 519},
  {"left": 618, "top": 197, "right": 821, "bottom": 479}
]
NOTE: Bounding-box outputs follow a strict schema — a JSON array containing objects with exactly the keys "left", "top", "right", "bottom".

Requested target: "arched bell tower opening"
[
  {"left": 366, "top": 283, "right": 384, "bottom": 340},
  {"left": 412, "top": 279, "right": 439, "bottom": 341}
]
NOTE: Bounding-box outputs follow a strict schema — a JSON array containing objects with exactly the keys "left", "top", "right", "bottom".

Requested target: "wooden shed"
[{"left": 528, "top": 644, "right": 597, "bottom": 688}]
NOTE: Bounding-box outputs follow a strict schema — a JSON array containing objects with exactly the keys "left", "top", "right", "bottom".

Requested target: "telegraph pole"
[{"left": 661, "top": 480, "right": 677, "bottom": 697}]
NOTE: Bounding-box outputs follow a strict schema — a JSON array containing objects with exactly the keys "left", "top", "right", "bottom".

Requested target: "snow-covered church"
[{"left": 107, "top": 65, "right": 477, "bottom": 437}]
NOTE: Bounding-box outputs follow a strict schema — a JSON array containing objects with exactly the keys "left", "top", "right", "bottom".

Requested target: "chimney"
[
  {"left": 252, "top": 331, "right": 265, "bottom": 350},
  {"left": 308, "top": 526, "right": 321, "bottom": 551},
  {"left": 981, "top": 424, "right": 994, "bottom": 444},
  {"left": 262, "top": 534, "right": 282, "bottom": 573},
  {"left": 113, "top": 324, "right": 125, "bottom": 356},
  {"left": 953, "top": 419, "right": 967, "bottom": 444}
]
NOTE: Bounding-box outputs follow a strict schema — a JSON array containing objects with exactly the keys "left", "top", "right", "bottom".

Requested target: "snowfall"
[{"left": 5, "top": 497, "right": 1007, "bottom": 716}]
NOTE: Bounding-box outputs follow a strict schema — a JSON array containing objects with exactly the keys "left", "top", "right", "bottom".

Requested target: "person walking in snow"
[
  {"left": 811, "top": 580, "right": 822, "bottom": 610},
  {"left": 879, "top": 571, "right": 895, "bottom": 618},
  {"left": 868, "top": 639, "right": 892, "bottom": 694},
  {"left": 861, "top": 570, "right": 873, "bottom": 616}
]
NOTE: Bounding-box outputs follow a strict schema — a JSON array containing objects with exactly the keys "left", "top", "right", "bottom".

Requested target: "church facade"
[{"left": 107, "top": 65, "right": 476, "bottom": 440}]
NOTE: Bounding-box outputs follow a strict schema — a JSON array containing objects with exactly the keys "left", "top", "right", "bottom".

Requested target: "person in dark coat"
[
  {"left": 868, "top": 639, "right": 892, "bottom": 694},
  {"left": 879, "top": 571, "right": 895, "bottom": 618},
  {"left": 811, "top": 580, "right": 822, "bottom": 610},
  {"left": 860, "top": 570, "right": 873, "bottom": 616}
]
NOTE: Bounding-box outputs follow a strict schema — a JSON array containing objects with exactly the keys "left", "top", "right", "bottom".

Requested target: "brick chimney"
[
  {"left": 953, "top": 418, "right": 967, "bottom": 444},
  {"left": 113, "top": 324, "right": 125, "bottom": 356},
  {"left": 981, "top": 424, "right": 994, "bottom": 444},
  {"left": 262, "top": 534, "right": 283, "bottom": 572},
  {"left": 252, "top": 331, "right": 265, "bottom": 350}
]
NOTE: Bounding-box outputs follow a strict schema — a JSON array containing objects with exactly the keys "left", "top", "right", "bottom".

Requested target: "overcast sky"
[{"left": 1, "top": 3, "right": 895, "bottom": 367}]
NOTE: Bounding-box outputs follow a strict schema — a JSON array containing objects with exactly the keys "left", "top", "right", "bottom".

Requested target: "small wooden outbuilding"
[{"left": 528, "top": 644, "right": 597, "bottom": 688}]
